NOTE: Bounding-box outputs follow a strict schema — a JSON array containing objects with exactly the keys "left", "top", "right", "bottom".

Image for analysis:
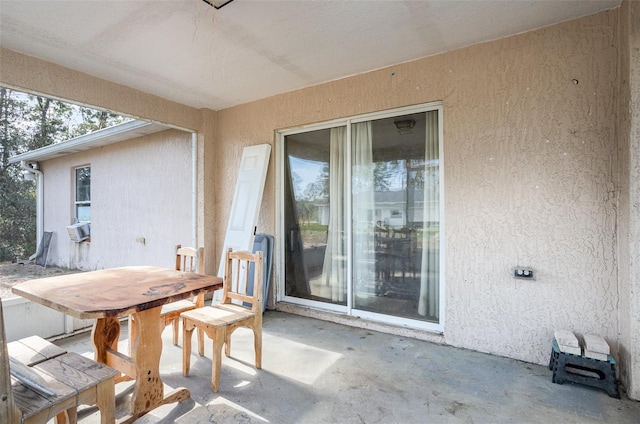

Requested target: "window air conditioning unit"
[{"left": 67, "top": 222, "right": 91, "bottom": 242}]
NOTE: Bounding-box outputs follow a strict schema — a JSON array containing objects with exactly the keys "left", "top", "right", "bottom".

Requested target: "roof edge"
[{"left": 9, "top": 120, "right": 166, "bottom": 163}]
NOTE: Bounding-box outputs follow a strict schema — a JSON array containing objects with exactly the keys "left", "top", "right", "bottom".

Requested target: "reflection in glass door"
[
  {"left": 281, "top": 105, "right": 441, "bottom": 326},
  {"left": 283, "top": 127, "right": 347, "bottom": 305},
  {"left": 352, "top": 111, "right": 440, "bottom": 322}
]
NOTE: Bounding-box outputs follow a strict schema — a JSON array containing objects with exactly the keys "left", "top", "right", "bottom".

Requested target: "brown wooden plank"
[
  {"left": 11, "top": 376, "right": 76, "bottom": 420},
  {"left": 12, "top": 266, "right": 222, "bottom": 319},
  {"left": 56, "top": 352, "right": 118, "bottom": 382},
  {"left": 14, "top": 353, "right": 117, "bottom": 421},
  {"left": 104, "top": 349, "right": 135, "bottom": 378},
  {"left": 8, "top": 336, "right": 66, "bottom": 367},
  {"left": 34, "top": 356, "right": 95, "bottom": 393},
  {"left": 7, "top": 341, "right": 46, "bottom": 367},
  {"left": 10, "top": 381, "right": 51, "bottom": 418},
  {"left": 18, "top": 336, "right": 66, "bottom": 362}
]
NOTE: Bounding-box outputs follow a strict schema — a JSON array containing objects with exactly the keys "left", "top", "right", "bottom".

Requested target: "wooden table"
[{"left": 12, "top": 266, "right": 223, "bottom": 424}]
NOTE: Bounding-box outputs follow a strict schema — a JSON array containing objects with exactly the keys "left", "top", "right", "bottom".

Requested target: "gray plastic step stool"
[{"left": 549, "top": 339, "right": 619, "bottom": 398}]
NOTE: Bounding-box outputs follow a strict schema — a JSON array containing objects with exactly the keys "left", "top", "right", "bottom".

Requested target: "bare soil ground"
[{"left": 0, "top": 261, "right": 80, "bottom": 299}]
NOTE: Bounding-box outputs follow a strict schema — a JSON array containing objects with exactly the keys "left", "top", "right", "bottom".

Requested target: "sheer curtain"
[
  {"left": 352, "top": 122, "right": 375, "bottom": 295},
  {"left": 419, "top": 111, "right": 439, "bottom": 318},
  {"left": 322, "top": 127, "right": 347, "bottom": 303}
]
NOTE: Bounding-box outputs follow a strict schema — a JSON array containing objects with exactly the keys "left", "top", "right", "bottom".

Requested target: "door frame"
[{"left": 275, "top": 102, "right": 445, "bottom": 332}]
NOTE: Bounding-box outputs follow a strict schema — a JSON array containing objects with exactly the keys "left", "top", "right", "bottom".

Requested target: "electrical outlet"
[{"left": 513, "top": 267, "right": 534, "bottom": 280}]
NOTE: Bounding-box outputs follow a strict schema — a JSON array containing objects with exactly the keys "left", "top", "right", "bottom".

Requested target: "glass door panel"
[
  {"left": 283, "top": 127, "right": 347, "bottom": 305},
  {"left": 352, "top": 111, "right": 440, "bottom": 322},
  {"left": 280, "top": 105, "right": 442, "bottom": 327}
]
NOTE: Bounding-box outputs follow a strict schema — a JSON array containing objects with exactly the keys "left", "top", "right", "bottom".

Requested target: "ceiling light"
[
  {"left": 394, "top": 119, "right": 415, "bottom": 135},
  {"left": 202, "top": 0, "right": 234, "bottom": 10}
]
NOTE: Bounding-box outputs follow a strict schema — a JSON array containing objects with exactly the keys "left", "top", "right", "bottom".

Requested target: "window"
[
  {"left": 279, "top": 103, "right": 443, "bottom": 331},
  {"left": 75, "top": 166, "right": 91, "bottom": 222}
]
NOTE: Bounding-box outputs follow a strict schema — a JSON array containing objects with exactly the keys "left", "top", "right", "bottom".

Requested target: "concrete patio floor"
[{"left": 55, "top": 311, "right": 640, "bottom": 423}]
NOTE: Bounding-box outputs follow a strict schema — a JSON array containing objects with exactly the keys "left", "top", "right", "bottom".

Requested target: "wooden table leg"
[
  {"left": 119, "top": 307, "right": 190, "bottom": 423},
  {"left": 92, "top": 309, "right": 190, "bottom": 423},
  {"left": 92, "top": 317, "right": 120, "bottom": 366},
  {"left": 129, "top": 307, "right": 164, "bottom": 415}
]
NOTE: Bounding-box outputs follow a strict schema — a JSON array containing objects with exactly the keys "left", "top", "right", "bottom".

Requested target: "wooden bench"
[{"left": 1, "top": 300, "right": 117, "bottom": 424}]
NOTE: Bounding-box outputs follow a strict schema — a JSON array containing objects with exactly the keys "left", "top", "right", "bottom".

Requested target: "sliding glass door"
[
  {"left": 280, "top": 104, "right": 442, "bottom": 329},
  {"left": 283, "top": 126, "right": 347, "bottom": 305}
]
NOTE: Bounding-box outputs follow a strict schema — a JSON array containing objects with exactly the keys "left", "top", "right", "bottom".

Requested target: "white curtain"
[
  {"left": 352, "top": 122, "right": 375, "bottom": 295},
  {"left": 418, "top": 111, "right": 440, "bottom": 317},
  {"left": 322, "top": 127, "right": 347, "bottom": 302}
]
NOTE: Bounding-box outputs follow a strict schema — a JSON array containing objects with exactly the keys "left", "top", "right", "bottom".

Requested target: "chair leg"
[
  {"left": 253, "top": 327, "right": 262, "bottom": 369},
  {"left": 197, "top": 327, "right": 205, "bottom": 357},
  {"left": 224, "top": 333, "right": 232, "bottom": 357},
  {"left": 211, "top": 330, "right": 225, "bottom": 392},
  {"left": 182, "top": 320, "right": 194, "bottom": 376},
  {"left": 172, "top": 318, "right": 179, "bottom": 346}
]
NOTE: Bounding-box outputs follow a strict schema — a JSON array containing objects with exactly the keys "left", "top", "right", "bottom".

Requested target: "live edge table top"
[{"left": 12, "top": 266, "right": 223, "bottom": 320}]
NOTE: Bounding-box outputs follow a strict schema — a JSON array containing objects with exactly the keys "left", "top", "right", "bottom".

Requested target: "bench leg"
[{"left": 96, "top": 377, "right": 116, "bottom": 424}]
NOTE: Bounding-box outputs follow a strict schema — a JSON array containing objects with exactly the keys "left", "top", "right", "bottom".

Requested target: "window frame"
[{"left": 74, "top": 165, "right": 91, "bottom": 223}]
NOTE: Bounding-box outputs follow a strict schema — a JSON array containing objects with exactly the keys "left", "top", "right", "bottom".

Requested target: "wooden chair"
[
  {"left": 181, "top": 248, "right": 263, "bottom": 392},
  {"left": 130, "top": 244, "right": 205, "bottom": 352},
  {"left": 1, "top": 300, "right": 117, "bottom": 424}
]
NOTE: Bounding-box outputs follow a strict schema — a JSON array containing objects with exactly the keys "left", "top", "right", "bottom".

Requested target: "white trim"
[
  {"left": 275, "top": 134, "right": 284, "bottom": 303},
  {"left": 9, "top": 120, "right": 171, "bottom": 163},
  {"left": 349, "top": 102, "right": 442, "bottom": 124},
  {"left": 437, "top": 105, "right": 446, "bottom": 332},
  {"left": 280, "top": 295, "right": 348, "bottom": 314},
  {"left": 352, "top": 308, "right": 443, "bottom": 333},
  {"left": 191, "top": 132, "right": 198, "bottom": 248},
  {"left": 278, "top": 117, "right": 350, "bottom": 136},
  {"left": 73, "top": 164, "right": 91, "bottom": 223},
  {"left": 345, "top": 119, "right": 354, "bottom": 314}
]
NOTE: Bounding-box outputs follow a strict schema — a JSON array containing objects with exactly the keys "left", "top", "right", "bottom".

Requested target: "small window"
[{"left": 75, "top": 166, "right": 91, "bottom": 222}]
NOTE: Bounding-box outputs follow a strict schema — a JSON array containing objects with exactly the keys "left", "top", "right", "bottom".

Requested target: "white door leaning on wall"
[{"left": 216, "top": 144, "right": 271, "bottom": 279}]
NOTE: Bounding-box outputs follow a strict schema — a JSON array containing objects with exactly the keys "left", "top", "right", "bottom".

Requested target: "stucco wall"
[
  {"left": 214, "top": 10, "right": 621, "bottom": 366},
  {"left": 1, "top": 4, "right": 636, "bottom": 397},
  {"left": 0, "top": 48, "right": 201, "bottom": 132},
  {"left": 0, "top": 48, "right": 218, "bottom": 270},
  {"left": 41, "top": 129, "right": 194, "bottom": 270},
  {"left": 615, "top": 0, "right": 632, "bottom": 396},
  {"left": 623, "top": 0, "right": 640, "bottom": 400}
]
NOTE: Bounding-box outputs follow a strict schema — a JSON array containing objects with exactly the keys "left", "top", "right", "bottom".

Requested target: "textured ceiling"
[{"left": 0, "top": 0, "right": 621, "bottom": 111}]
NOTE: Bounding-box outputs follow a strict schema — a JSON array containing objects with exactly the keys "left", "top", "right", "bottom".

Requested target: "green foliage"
[
  {"left": 302, "top": 162, "right": 329, "bottom": 201},
  {"left": 0, "top": 87, "right": 37, "bottom": 260},
  {"left": 72, "top": 108, "right": 127, "bottom": 136},
  {"left": 0, "top": 86, "right": 126, "bottom": 261},
  {"left": 300, "top": 222, "right": 328, "bottom": 232}
]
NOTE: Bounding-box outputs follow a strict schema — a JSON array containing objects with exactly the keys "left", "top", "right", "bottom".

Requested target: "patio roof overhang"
[
  {"left": 0, "top": 1, "right": 622, "bottom": 111},
  {"left": 8, "top": 120, "right": 173, "bottom": 164}
]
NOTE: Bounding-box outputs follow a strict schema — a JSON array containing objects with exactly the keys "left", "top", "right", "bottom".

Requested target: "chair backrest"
[
  {"left": 221, "top": 248, "right": 263, "bottom": 313},
  {"left": 175, "top": 244, "right": 204, "bottom": 273},
  {"left": 0, "top": 299, "right": 21, "bottom": 423}
]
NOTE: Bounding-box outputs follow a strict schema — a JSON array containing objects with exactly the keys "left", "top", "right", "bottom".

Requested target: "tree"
[
  {"left": 302, "top": 163, "right": 329, "bottom": 201},
  {"left": 72, "top": 108, "right": 125, "bottom": 136},
  {"left": 0, "top": 87, "right": 126, "bottom": 262},
  {"left": 0, "top": 87, "right": 37, "bottom": 260}
]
